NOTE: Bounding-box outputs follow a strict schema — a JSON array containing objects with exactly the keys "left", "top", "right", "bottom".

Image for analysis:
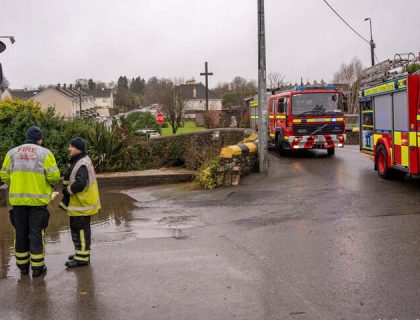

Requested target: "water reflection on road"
[{"left": 0, "top": 189, "right": 136, "bottom": 279}]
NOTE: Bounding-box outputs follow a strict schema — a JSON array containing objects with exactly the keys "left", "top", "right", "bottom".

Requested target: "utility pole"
[
  {"left": 257, "top": 0, "right": 268, "bottom": 173},
  {"left": 77, "top": 84, "right": 82, "bottom": 118},
  {"left": 364, "top": 18, "right": 376, "bottom": 66},
  {"left": 200, "top": 61, "right": 213, "bottom": 113}
]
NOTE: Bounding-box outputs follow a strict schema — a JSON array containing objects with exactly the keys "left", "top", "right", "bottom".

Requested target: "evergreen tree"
[
  {"left": 115, "top": 76, "right": 131, "bottom": 109},
  {"left": 88, "top": 78, "right": 96, "bottom": 90},
  {"left": 130, "top": 76, "right": 146, "bottom": 95}
]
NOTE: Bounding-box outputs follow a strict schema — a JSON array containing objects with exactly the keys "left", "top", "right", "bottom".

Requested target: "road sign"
[{"left": 156, "top": 113, "right": 164, "bottom": 124}]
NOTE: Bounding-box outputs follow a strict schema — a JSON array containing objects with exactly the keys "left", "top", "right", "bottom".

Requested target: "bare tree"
[
  {"left": 75, "top": 78, "right": 89, "bottom": 89},
  {"left": 267, "top": 72, "right": 285, "bottom": 89},
  {"left": 212, "top": 81, "right": 230, "bottom": 97},
  {"left": 159, "top": 79, "right": 185, "bottom": 134},
  {"left": 333, "top": 57, "right": 363, "bottom": 84},
  {"left": 230, "top": 76, "right": 256, "bottom": 94},
  {"left": 332, "top": 57, "right": 363, "bottom": 114}
]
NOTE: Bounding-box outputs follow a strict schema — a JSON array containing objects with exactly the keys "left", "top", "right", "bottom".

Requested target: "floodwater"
[
  {"left": 0, "top": 183, "right": 201, "bottom": 280},
  {"left": 0, "top": 188, "right": 136, "bottom": 279}
]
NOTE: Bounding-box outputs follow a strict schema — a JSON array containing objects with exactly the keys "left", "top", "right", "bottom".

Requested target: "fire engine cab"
[
  {"left": 250, "top": 85, "right": 346, "bottom": 156},
  {"left": 359, "top": 54, "right": 420, "bottom": 179}
]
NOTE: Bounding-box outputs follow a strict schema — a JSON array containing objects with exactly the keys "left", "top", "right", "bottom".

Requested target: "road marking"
[{"left": 337, "top": 147, "right": 360, "bottom": 153}]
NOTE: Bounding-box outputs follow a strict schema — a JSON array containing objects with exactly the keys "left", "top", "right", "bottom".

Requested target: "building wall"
[
  {"left": 33, "top": 88, "right": 74, "bottom": 118},
  {"left": 94, "top": 95, "right": 113, "bottom": 108},
  {"left": 93, "top": 92, "right": 113, "bottom": 117},
  {"left": 184, "top": 99, "right": 222, "bottom": 119},
  {"left": 0, "top": 89, "right": 12, "bottom": 100}
]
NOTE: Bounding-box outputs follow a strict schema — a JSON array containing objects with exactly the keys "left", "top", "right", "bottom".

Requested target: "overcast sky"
[{"left": 1, "top": 0, "right": 419, "bottom": 88}]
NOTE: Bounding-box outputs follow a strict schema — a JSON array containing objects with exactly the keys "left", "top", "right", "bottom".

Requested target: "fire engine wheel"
[
  {"left": 278, "top": 145, "right": 290, "bottom": 156},
  {"left": 277, "top": 137, "right": 289, "bottom": 156},
  {"left": 327, "top": 148, "right": 335, "bottom": 156},
  {"left": 376, "top": 145, "right": 391, "bottom": 179}
]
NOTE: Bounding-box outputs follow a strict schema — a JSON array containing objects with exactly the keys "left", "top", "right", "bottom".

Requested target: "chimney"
[
  {"left": 69, "top": 84, "right": 73, "bottom": 90},
  {"left": 63, "top": 83, "right": 67, "bottom": 90},
  {"left": 57, "top": 83, "right": 61, "bottom": 90}
]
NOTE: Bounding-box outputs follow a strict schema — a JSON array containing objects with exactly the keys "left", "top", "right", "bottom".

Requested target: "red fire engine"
[
  {"left": 250, "top": 85, "right": 347, "bottom": 156},
  {"left": 359, "top": 54, "right": 420, "bottom": 179}
]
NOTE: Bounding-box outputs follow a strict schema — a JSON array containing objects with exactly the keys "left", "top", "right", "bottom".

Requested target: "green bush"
[
  {"left": 125, "top": 111, "right": 160, "bottom": 131},
  {"left": 0, "top": 99, "right": 139, "bottom": 172},
  {"left": 407, "top": 63, "right": 420, "bottom": 74},
  {"left": 0, "top": 99, "right": 92, "bottom": 171},
  {"left": 195, "top": 156, "right": 221, "bottom": 190}
]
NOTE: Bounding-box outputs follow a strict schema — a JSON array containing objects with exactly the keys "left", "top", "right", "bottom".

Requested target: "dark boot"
[
  {"left": 65, "top": 259, "right": 89, "bottom": 268},
  {"left": 68, "top": 254, "right": 74, "bottom": 260},
  {"left": 32, "top": 266, "right": 47, "bottom": 277},
  {"left": 19, "top": 264, "right": 29, "bottom": 275}
]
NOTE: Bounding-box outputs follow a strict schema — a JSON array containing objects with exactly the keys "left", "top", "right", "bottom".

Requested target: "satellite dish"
[{"left": 0, "top": 41, "right": 6, "bottom": 54}]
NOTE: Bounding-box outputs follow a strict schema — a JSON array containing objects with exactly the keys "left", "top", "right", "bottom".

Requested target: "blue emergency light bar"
[{"left": 295, "top": 85, "right": 336, "bottom": 91}]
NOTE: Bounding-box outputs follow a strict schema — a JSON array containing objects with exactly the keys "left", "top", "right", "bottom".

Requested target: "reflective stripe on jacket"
[
  {"left": 61, "top": 156, "right": 101, "bottom": 216},
  {"left": 0, "top": 144, "right": 60, "bottom": 206}
]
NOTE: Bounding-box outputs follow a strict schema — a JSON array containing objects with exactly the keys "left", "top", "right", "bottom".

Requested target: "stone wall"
[
  {"left": 218, "top": 142, "right": 259, "bottom": 186},
  {"left": 142, "top": 128, "right": 253, "bottom": 170}
]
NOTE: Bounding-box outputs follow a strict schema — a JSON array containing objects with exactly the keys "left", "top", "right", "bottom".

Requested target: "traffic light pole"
[{"left": 257, "top": 0, "right": 268, "bottom": 173}]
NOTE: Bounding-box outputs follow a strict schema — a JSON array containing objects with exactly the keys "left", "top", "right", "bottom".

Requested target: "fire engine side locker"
[
  {"left": 359, "top": 96, "right": 374, "bottom": 154},
  {"left": 392, "top": 84, "right": 409, "bottom": 170},
  {"left": 359, "top": 75, "right": 420, "bottom": 175}
]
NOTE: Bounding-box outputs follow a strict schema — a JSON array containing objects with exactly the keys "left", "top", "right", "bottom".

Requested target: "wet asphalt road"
[{"left": 1, "top": 145, "right": 420, "bottom": 320}]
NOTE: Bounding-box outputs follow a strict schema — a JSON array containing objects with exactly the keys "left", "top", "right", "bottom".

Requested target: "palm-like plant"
[{"left": 86, "top": 121, "right": 124, "bottom": 172}]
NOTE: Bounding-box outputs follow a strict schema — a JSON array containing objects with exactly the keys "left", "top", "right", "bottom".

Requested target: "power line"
[{"left": 322, "top": 0, "right": 370, "bottom": 45}]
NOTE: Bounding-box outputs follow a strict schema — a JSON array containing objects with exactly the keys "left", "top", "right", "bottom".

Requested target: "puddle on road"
[{"left": 0, "top": 183, "right": 201, "bottom": 279}]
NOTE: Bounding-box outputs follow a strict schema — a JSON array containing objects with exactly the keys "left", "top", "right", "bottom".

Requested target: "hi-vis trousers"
[
  {"left": 70, "top": 216, "right": 91, "bottom": 262},
  {"left": 10, "top": 206, "right": 50, "bottom": 271}
]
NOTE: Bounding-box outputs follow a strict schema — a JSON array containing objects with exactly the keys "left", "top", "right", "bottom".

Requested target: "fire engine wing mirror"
[
  {"left": 0, "top": 63, "right": 3, "bottom": 87},
  {"left": 0, "top": 41, "right": 6, "bottom": 54},
  {"left": 339, "top": 94, "right": 348, "bottom": 113},
  {"left": 0, "top": 41, "right": 5, "bottom": 88}
]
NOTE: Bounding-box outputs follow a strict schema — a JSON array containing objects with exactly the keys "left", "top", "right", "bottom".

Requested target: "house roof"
[
  {"left": 34, "top": 87, "right": 95, "bottom": 102},
  {"left": 178, "top": 83, "right": 220, "bottom": 100},
  {"left": 83, "top": 89, "right": 112, "bottom": 98},
  {"left": 9, "top": 86, "right": 111, "bottom": 102},
  {"left": 9, "top": 89, "right": 40, "bottom": 100}
]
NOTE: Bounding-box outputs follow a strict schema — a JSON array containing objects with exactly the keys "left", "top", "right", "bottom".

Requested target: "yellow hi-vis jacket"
[
  {"left": 62, "top": 156, "right": 101, "bottom": 216},
  {"left": 0, "top": 143, "right": 60, "bottom": 206}
]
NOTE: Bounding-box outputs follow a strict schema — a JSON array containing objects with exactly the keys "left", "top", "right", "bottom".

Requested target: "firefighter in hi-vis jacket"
[
  {"left": 0, "top": 126, "right": 60, "bottom": 277},
  {"left": 59, "top": 137, "right": 101, "bottom": 268}
]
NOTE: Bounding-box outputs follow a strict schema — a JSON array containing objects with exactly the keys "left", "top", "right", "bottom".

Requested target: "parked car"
[
  {"left": 148, "top": 131, "right": 161, "bottom": 139},
  {"left": 135, "top": 129, "right": 161, "bottom": 139}
]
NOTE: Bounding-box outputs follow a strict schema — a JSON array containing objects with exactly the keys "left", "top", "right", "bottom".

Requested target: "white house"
[
  {"left": 179, "top": 80, "right": 222, "bottom": 119},
  {"left": 83, "top": 88, "right": 114, "bottom": 117}
]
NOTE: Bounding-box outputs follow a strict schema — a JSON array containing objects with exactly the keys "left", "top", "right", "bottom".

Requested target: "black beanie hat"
[
  {"left": 70, "top": 137, "right": 86, "bottom": 152},
  {"left": 26, "top": 126, "right": 43, "bottom": 141}
]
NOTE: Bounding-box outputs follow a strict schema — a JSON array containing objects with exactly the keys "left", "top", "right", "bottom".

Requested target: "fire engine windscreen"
[{"left": 292, "top": 93, "right": 343, "bottom": 116}]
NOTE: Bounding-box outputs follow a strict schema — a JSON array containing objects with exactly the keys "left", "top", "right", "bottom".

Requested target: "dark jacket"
[{"left": 60, "top": 153, "right": 89, "bottom": 208}]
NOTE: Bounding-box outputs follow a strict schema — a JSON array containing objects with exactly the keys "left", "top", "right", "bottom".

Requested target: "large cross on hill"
[{"left": 200, "top": 61, "right": 213, "bottom": 112}]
